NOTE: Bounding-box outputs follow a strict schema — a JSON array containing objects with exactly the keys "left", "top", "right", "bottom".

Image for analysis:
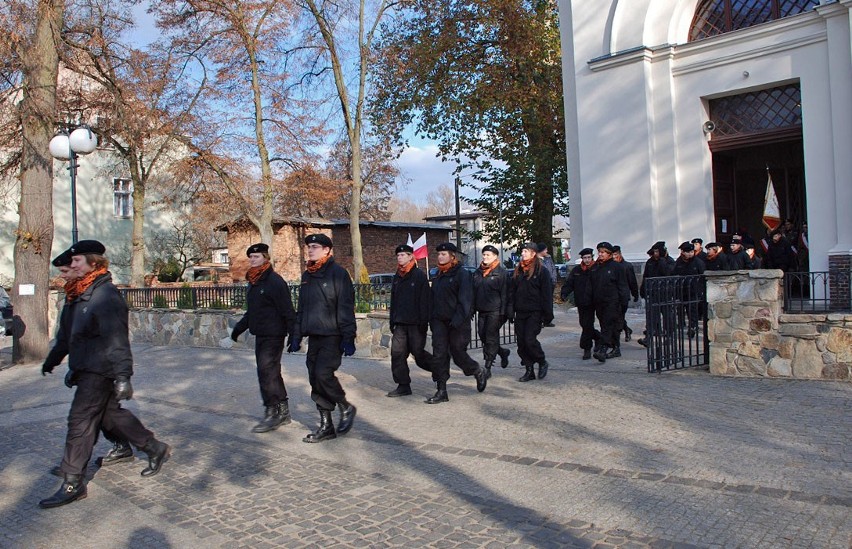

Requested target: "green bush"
[
  {"left": 176, "top": 283, "right": 195, "bottom": 309},
  {"left": 153, "top": 294, "right": 168, "bottom": 308},
  {"left": 355, "top": 300, "right": 371, "bottom": 313},
  {"left": 157, "top": 259, "right": 183, "bottom": 283},
  {"left": 208, "top": 299, "right": 229, "bottom": 310}
]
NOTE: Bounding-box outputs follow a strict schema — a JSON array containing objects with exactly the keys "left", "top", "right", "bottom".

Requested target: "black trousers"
[
  {"left": 620, "top": 302, "right": 630, "bottom": 334},
  {"left": 390, "top": 324, "right": 434, "bottom": 384},
  {"left": 255, "top": 336, "right": 287, "bottom": 407},
  {"left": 595, "top": 300, "right": 623, "bottom": 348},
  {"left": 61, "top": 373, "right": 153, "bottom": 476},
  {"left": 476, "top": 311, "right": 507, "bottom": 363},
  {"left": 430, "top": 318, "right": 479, "bottom": 384},
  {"left": 305, "top": 335, "right": 345, "bottom": 411},
  {"left": 577, "top": 305, "right": 599, "bottom": 351},
  {"left": 515, "top": 312, "right": 545, "bottom": 366}
]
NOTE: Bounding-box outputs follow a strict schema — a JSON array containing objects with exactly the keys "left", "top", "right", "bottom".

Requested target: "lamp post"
[
  {"left": 49, "top": 126, "right": 98, "bottom": 244},
  {"left": 454, "top": 175, "right": 462, "bottom": 251}
]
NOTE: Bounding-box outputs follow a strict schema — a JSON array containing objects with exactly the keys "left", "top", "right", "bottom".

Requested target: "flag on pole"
[
  {"left": 412, "top": 233, "right": 428, "bottom": 260},
  {"left": 407, "top": 233, "right": 414, "bottom": 248},
  {"left": 762, "top": 169, "right": 781, "bottom": 231}
]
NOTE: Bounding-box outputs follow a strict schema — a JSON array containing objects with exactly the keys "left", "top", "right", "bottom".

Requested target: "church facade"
[{"left": 557, "top": 0, "right": 851, "bottom": 273}]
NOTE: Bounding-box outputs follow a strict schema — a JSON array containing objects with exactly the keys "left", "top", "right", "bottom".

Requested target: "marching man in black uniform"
[
  {"left": 288, "top": 234, "right": 357, "bottom": 442},
  {"left": 40, "top": 240, "right": 171, "bottom": 508},
  {"left": 473, "top": 245, "right": 512, "bottom": 378},
  {"left": 591, "top": 242, "right": 629, "bottom": 362},
  {"left": 612, "top": 245, "right": 639, "bottom": 342},
  {"left": 231, "top": 243, "right": 296, "bottom": 433},
  {"left": 387, "top": 244, "right": 433, "bottom": 397},
  {"left": 509, "top": 242, "right": 554, "bottom": 381},
  {"left": 560, "top": 248, "right": 599, "bottom": 360},
  {"left": 426, "top": 242, "right": 487, "bottom": 403}
]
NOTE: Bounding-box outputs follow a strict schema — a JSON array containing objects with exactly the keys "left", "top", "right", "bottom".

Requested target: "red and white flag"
[
  {"left": 762, "top": 170, "right": 781, "bottom": 231},
  {"left": 412, "top": 232, "right": 428, "bottom": 260}
]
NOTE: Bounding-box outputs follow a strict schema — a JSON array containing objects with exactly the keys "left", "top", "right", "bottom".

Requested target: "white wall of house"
[{"left": 558, "top": 0, "right": 852, "bottom": 268}]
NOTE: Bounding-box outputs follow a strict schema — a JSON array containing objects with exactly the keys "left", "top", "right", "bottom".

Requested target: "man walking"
[
  {"left": 387, "top": 244, "right": 433, "bottom": 397},
  {"left": 612, "top": 245, "right": 639, "bottom": 342},
  {"left": 288, "top": 234, "right": 357, "bottom": 442},
  {"left": 560, "top": 248, "right": 599, "bottom": 360},
  {"left": 591, "top": 242, "right": 629, "bottom": 362},
  {"left": 473, "top": 245, "right": 512, "bottom": 378},
  {"left": 637, "top": 241, "right": 675, "bottom": 348}
]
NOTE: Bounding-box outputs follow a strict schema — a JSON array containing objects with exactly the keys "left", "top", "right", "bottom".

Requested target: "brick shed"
[{"left": 221, "top": 217, "right": 452, "bottom": 282}]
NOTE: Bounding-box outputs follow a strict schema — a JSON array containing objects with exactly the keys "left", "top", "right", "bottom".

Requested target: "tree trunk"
[
  {"left": 13, "top": 0, "right": 63, "bottom": 363},
  {"left": 350, "top": 137, "right": 364, "bottom": 281},
  {"left": 129, "top": 158, "right": 146, "bottom": 286}
]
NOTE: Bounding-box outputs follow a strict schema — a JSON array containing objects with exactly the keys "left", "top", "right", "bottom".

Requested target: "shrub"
[
  {"left": 157, "top": 259, "right": 183, "bottom": 283},
  {"left": 153, "top": 294, "right": 168, "bottom": 308},
  {"left": 176, "top": 283, "right": 195, "bottom": 309}
]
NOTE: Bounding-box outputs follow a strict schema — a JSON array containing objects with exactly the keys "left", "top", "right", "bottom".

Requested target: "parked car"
[
  {"left": 428, "top": 265, "right": 478, "bottom": 280},
  {"left": 555, "top": 263, "right": 568, "bottom": 280},
  {"left": 368, "top": 273, "right": 395, "bottom": 285},
  {"left": 0, "top": 287, "right": 11, "bottom": 336}
]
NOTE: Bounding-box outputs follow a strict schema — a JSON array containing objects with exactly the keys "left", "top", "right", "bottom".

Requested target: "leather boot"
[
  {"left": 140, "top": 439, "right": 171, "bottom": 477},
  {"left": 474, "top": 365, "right": 488, "bottom": 393},
  {"left": 425, "top": 381, "right": 448, "bottom": 404},
  {"left": 337, "top": 400, "right": 357, "bottom": 435},
  {"left": 582, "top": 349, "right": 592, "bottom": 360},
  {"left": 386, "top": 384, "right": 412, "bottom": 397},
  {"left": 484, "top": 360, "right": 494, "bottom": 380},
  {"left": 252, "top": 401, "right": 291, "bottom": 433},
  {"left": 593, "top": 346, "right": 608, "bottom": 363},
  {"left": 498, "top": 348, "right": 510, "bottom": 368},
  {"left": 518, "top": 364, "right": 536, "bottom": 382},
  {"left": 624, "top": 326, "right": 632, "bottom": 342},
  {"left": 538, "top": 360, "right": 549, "bottom": 380},
  {"left": 606, "top": 347, "right": 621, "bottom": 359},
  {"left": 39, "top": 474, "right": 87, "bottom": 509},
  {"left": 303, "top": 409, "right": 337, "bottom": 443},
  {"left": 98, "top": 440, "right": 134, "bottom": 466}
]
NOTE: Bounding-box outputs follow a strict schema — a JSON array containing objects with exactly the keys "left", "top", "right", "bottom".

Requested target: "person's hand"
[
  {"left": 341, "top": 340, "right": 356, "bottom": 356},
  {"left": 64, "top": 370, "right": 76, "bottom": 389},
  {"left": 633, "top": 296, "right": 639, "bottom": 303},
  {"left": 41, "top": 362, "right": 54, "bottom": 376},
  {"left": 389, "top": 323, "right": 395, "bottom": 334},
  {"left": 287, "top": 336, "right": 302, "bottom": 353},
  {"left": 230, "top": 330, "right": 240, "bottom": 342},
  {"left": 499, "top": 315, "right": 506, "bottom": 325},
  {"left": 114, "top": 376, "right": 133, "bottom": 400}
]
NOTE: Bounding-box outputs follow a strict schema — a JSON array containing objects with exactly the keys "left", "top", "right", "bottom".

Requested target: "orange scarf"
[
  {"left": 436, "top": 257, "right": 458, "bottom": 275},
  {"left": 397, "top": 258, "right": 417, "bottom": 278},
  {"left": 65, "top": 266, "right": 108, "bottom": 302},
  {"left": 580, "top": 262, "right": 592, "bottom": 272},
  {"left": 246, "top": 261, "right": 271, "bottom": 285},
  {"left": 514, "top": 256, "right": 537, "bottom": 279},
  {"left": 306, "top": 253, "right": 332, "bottom": 273},
  {"left": 480, "top": 259, "right": 499, "bottom": 278}
]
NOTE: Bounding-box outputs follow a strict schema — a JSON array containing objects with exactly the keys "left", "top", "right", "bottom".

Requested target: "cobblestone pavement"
[{"left": 0, "top": 308, "right": 849, "bottom": 548}]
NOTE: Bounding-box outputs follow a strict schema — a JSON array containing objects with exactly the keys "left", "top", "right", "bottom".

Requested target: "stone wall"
[
  {"left": 707, "top": 271, "right": 852, "bottom": 380},
  {"left": 128, "top": 308, "right": 394, "bottom": 358}
]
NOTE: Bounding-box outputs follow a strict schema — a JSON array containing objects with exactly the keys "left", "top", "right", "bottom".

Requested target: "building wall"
[{"left": 558, "top": 0, "right": 852, "bottom": 267}]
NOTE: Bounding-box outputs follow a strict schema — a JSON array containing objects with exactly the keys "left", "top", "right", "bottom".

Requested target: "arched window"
[{"left": 689, "top": 0, "right": 820, "bottom": 41}]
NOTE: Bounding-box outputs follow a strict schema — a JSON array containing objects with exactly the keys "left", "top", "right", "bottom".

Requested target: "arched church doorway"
[{"left": 708, "top": 83, "right": 808, "bottom": 269}]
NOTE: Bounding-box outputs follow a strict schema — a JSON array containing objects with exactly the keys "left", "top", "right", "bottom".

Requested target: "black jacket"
[
  {"left": 591, "top": 258, "right": 630, "bottom": 306},
  {"left": 765, "top": 239, "right": 796, "bottom": 271},
  {"left": 619, "top": 259, "right": 639, "bottom": 302},
  {"left": 509, "top": 262, "right": 554, "bottom": 322},
  {"left": 640, "top": 255, "right": 675, "bottom": 297},
  {"left": 727, "top": 249, "right": 753, "bottom": 270},
  {"left": 704, "top": 253, "right": 730, "bottom": 271},
  {"left": 389, "top": 266, "right": 431, "bottom": 328},
  {"left": 672, "top": 256, "right": 706, "bottom": 277},
  {"left": 294, "top": 257, "right": 356, "bottom": 342},
  {"left": 233, "top": 267, "right": 296, "bottom": 339},
  {"left": 45, "top": 273, "right": 133, "bottom": 379},
  {"left": 560, "top": 264, "right": 594, "bottom": 307},
  {"left": 430, "top": 262, "right": 474, "bottom": 328},
  {"left": 472, "top": 264, "right": 510, "bottom": 315}
]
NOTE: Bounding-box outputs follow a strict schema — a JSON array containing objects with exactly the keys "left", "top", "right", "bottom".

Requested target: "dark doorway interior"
[{"left": 711, "top": 140, "right": 807, "bottom": 267}]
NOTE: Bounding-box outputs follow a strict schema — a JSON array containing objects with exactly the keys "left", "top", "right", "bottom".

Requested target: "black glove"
[
  {"left": 287, "top": 336, "right": 302, "bottom": 353},
  {"left": 114, "top": 376, "right": 133, "bottom": 400},
  {"left": 499, "top": 315, "right": 506, "bottom": 325},
  {"left": 64, "top": 370, "right": 76, "bottom": 388},
  {"left": 389, "top": 323, "right": 395, "bottom": 334},
  {"left": 508, "top": 314, "right": 515, "bottom": 324},
  {"left": 41, "top": 362, "right": 54, "bottom": 376},
  {"left": 341, "top": 340, "right": 356, "bottom": 356},
  {"left": 633, "top": 296, "right": 639, "bottom": 302},
  {"left": 230, "top": 330, "right": 239, "bottom": 342}
]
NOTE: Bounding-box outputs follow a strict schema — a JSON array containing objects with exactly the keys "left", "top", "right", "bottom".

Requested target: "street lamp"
[
  {"left": 49, "top": 126, "right": 98, "bottom": 244},
  {"left": 454, "top": 175, "right": 462, "bottom": 251}
]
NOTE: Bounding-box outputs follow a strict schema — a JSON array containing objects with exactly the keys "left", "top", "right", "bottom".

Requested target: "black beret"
[
  {"left": 678, "top": 241, "right": 694, "bottom": 252},
  {"left": 731, "top": 234, "right": 743, "bottom": 242},
  {"left": 482, "top": 245, "right": 499, "bottom": 255},
  {"left": 520, "top": 242, "right": 538, "bottom": 252},
  {"left": 691, "top": 238, "right": 703, "bottom": 245},
  {"left": 246, "top": 242, "right": 269, "bottom": 256},
  {"left": 68, "top": 239, "right": 105, "bottom": 256},
  {"left": 436, "top": 242, "right": 458, "bottom": 253},
  {"left": 612, "top": 245, "right": 622, "bottom": 253},
  {"left": 596, "top": 241, "right": 614, "bottom": 253},
  {"left": 647, "top": 241, "right": 667, "bottom": 255},
  {"left": 395, "top": 244, "right": 414, "bottom": 254},
  {"left": 52, "top": 250, "right": 73, "bottom": 267},
  {"left": 579, "top": 248, "right": 594, "bottom": 257},
  {"left": 536, "top": 242, "right": 547, "bottom": 253},
  {"left": 305, "top": 233, "right": 333, "bottom": 248},
  {"left": 705, "top": 242, "right": 719, "bottom": 249}
]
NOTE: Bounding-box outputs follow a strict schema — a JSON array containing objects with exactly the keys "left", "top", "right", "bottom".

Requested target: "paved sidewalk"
[{"left": 0, "top": 308, "right": 849, "bottom": 548}]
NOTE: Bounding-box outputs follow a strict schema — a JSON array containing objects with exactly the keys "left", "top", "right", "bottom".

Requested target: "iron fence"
[
  {"left": 783, "top": 271, "right": 851, "bottom": 313},
  {"left": 643, "top": 275, "right": 709, "bottom": 372}
]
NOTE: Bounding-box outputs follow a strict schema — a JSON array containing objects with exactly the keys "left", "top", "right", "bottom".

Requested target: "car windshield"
[{"left": 0, "top": 287, "right": 9, "bottom": 309}]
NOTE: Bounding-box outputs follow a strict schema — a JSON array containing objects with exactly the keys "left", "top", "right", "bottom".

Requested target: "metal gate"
[{"left": 643, "top": 275, "right": 709, "bottom": 372}]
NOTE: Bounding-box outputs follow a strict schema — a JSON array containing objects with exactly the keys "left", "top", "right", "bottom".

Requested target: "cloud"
[{"left": 396, "top": 145, "right": 457, "bottom": 202}]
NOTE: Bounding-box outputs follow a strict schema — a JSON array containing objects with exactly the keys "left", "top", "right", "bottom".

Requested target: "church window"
[{"left": 689, "top": 0, "right": 819, "bottom": 41}]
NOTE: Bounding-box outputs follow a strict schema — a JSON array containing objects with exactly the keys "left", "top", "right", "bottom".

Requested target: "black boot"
[
  {"left": 498, "top": 348, "right": 510, "bottom": 368},
  {"left": 474, "top": 365, "right": 488, "bottom": 392},
  {"left": 386, "top": 384, "right": 412, "bottom": 397},
  {"left": 140, "top": 439, "right": 171, "bottom": 477},
  {"left": 425, "top": 381, "right": 448, "bottom": 404},
  {"left": 484, "top": 360, "right": 494, "bottom": 380},
  {"left": 518, "top": 364, "right": 536, "bottom": 382},
  {"left": 538, "top": 360, "right": 549, "bottom": 380},
  {"left": 337, "top": 400, "right": 357, "bottom": 435},
  {"left": 582, "top": 349, "right": 592, "bottom": 360},
  {"left": 593, "top": 346, "right": 608, "bottom": 363},
  {"left": 252, "top": 401, "right": 291, "bottom": 433},
  {"left": 98, "top": 440, "right": 134, "bottom": 466},
  {"left": 606, "top": 347, "right": 621, "bottom": 359},
  {"left": 303, "top": 409, "right": 336, "bottom": 443},
  {"left": 39, "top": 474, "right": 87, "bottom": 509},
  {"left": 624, "top": 326, "right": 632, "bottom": 342}
]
